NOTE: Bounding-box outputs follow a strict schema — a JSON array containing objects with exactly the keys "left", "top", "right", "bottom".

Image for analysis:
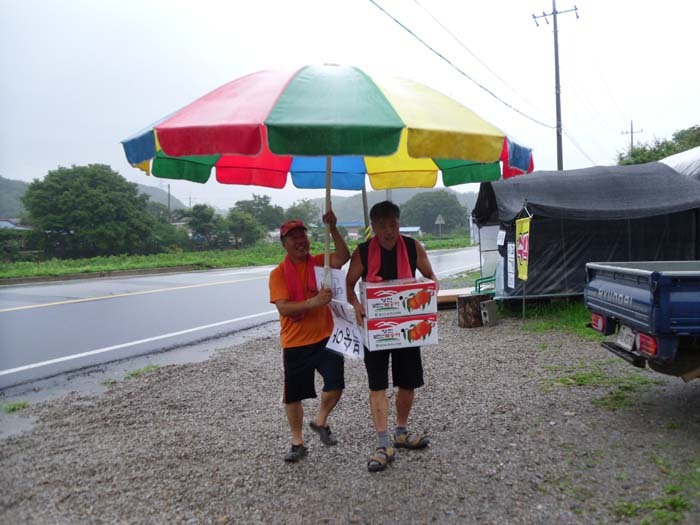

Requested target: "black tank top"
[{"left": 359, "top": 235, "right": 418, "bottom": 280}]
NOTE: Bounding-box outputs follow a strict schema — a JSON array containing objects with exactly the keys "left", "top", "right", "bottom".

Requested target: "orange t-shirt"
[{"left": 269, "top": 253, "right": 333, "bottom": 348}]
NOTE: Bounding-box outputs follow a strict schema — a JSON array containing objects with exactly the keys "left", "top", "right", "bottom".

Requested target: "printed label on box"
[
  {"left": 361, "top": 278, "right": 437, "bottom": 319},
  {"left": 364, "top": 313, "right": 438, "bottom": 351}
]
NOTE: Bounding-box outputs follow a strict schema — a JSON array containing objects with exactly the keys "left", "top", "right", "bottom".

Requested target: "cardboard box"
[
  {"left": 364, "top": 313, "right": 438, "bottom": 351},
  {"left": 360, "top": 278, "right": 437, "bottom": 319}
]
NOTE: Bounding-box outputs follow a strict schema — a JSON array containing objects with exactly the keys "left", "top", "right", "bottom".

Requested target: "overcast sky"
[{"left": 1, "top": 0, "right": 698, "bottom": 210}]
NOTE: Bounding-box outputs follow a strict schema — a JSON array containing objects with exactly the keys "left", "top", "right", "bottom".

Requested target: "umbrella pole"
[
  {"left": 362, "top": 184, "right": 371, "bottom": 241},
  {"left": 323, "top": 156, "right": 332, "bottom": 287}
]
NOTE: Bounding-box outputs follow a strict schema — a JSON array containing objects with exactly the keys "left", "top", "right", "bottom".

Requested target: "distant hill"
[
  {"left": 0, "top": 175, "right": 186, "bottom": 218},
  {"left": 312, "top": 188, "right": 478, "bottom": 223},
  {"left": 0, "top": 176, "right": 29, "bottom": 218},
  {"left": 136, "top": 184, "right": 187, "bottom": 211}
]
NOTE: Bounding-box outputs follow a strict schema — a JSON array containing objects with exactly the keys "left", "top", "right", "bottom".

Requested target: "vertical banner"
[
  {"left": 515, "top": 217, "right": 531, "bottom": 281},
  {"left": 507, "top": 242, "right": 515, "bottom": 289}
]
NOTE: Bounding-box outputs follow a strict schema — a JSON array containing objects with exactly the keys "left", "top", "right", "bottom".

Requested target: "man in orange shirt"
[{"left": 269, "top": 211, "right": 350, "bottom": 462}]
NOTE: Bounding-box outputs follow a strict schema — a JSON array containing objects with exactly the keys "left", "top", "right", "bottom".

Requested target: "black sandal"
[
  {"left": 394, "top": 431, "right": 430, "bottom": 449},
  {"left": 309, "top": 421, "right": 338, "bottom": 446}
]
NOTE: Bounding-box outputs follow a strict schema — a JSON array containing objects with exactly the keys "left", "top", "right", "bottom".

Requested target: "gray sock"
[
  {"left": 395, "top": 426, "right": 407, "bottom": 436},
  {"left": 376, "top": 430, "right": 390, "bottom": 449}
]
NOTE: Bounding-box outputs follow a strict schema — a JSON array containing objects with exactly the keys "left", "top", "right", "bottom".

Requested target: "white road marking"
[
  {"left": 0, "top": 276, "right": 268, "bottom": 313},
  {"left": 214, "top": 266, "right": 275, "bottom": 276},
  {"left": 0, "top": 310, "right": 277, "bottom": 376},
  {"left": 435, "top": 265, "right": 479, "bottom": 276}
]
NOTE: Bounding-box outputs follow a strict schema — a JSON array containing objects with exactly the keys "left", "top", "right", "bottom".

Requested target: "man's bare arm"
[
  {"left": 345, "top": 249, "right": 365, "bottom": 325},
  {"left": 416, "top": 241, "right": 439, "bottom": 291}
]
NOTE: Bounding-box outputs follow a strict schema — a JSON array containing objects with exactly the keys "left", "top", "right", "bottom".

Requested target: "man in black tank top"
[{"left": 346, "top": 201, "right": 439, "bottom": 472}]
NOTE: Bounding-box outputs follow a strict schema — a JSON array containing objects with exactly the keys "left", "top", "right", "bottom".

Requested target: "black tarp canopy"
[
  {"left": 473, "top": 162, "right": 700, "bottom": 225},
  {"left": 472, "top": 162, "right": 700, "bottom": 298}
]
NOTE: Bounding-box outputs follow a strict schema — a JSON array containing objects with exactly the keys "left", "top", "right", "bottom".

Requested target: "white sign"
[
  {"left": 497, "top": 229, "right": 506, "bottom": 246},
  {"left": 326, "top": 300, "right": 364, "bottom": 359},
  {"left": 507, "top": 242, "right": 515, "bottom": 289},
  {"left": 314, "top": 266, "right": 347, "bottom": 303}
]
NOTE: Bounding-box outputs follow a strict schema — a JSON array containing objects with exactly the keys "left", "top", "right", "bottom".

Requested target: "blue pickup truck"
[{"left": 584, "top": 261, "right": 700, "bottom": 380}]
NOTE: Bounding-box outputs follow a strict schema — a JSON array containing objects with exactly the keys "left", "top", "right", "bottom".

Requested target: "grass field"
[{"left": 0, "top": 235, "right": 473, "bottom": 280}]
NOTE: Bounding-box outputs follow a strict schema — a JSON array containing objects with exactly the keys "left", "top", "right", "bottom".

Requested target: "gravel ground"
[{"left": 1, "top": 310, "right": 699, "bottom": 524}]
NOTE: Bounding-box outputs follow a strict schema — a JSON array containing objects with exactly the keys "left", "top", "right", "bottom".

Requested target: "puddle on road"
[{"left": 0, "top": 322, "right": 279, "bottom": 440}]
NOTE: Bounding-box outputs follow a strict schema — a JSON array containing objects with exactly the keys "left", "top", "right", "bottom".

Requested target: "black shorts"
[
  {"left": 283, "top": 337, "right": 345, "bottom": 404},
  {"left": 364, "top": 346, "right": 424, "bottom": 391}
]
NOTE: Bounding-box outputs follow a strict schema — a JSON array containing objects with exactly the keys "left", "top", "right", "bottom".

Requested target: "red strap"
[
  {"left": 283, "top": 254, "right": 318, "bottom": 320},
  {"left": 366, "top": 236, "right": 412, "bottom": 282}
]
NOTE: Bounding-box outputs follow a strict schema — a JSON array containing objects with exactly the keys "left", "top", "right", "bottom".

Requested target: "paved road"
[{"left": 0, "top": 247, "right": 480, "bottom": 389}]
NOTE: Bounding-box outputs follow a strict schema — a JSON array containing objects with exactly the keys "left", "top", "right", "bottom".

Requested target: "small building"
[
  {"left": 338, "top": 221, "right": 365, "bottom": 241},
  {"left": 0, "top": 219, "right": 32, "bottom": 231},
  {"left": 399, "top": 226, "right": 423, "bottom": 237}
]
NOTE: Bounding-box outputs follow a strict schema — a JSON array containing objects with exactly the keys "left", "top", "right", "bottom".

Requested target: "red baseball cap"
[{"left": 280, "top": 220, "right": 307, "bottom": 238}]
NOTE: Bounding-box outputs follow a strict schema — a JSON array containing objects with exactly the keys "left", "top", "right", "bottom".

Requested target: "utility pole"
[
  {"left": 167, "top": 184, "right": 171, "bottom": 222},
  {"left": 621, "top": 120, "right": 643, "bottom": 154},
  {"left": 533, "top": 1, "right": 579, "bottom": 170}
]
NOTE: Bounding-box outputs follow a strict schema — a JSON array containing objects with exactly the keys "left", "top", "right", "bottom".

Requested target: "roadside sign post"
[{"left": 435, "top": 214, "right": 445, "bottom": 238}]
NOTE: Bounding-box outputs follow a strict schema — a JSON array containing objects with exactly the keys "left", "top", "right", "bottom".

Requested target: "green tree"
[
  {"left": 149, "top": 221, "right": 191, "bottom": 252},
  {"left": 170, "top": 207, "right": 190, "bottom": 222},
  {"left": 0, "top": 229, "right": 36, "bottom": 262},
  {"left": 210, "top": 215, "right": 234, "bottom": 250},
  {"left": 187, "top": 204, "right": 218, "bottom": 249},
  {"left": 673, "top": 125, "right": 700, "bottom": 150},
  {"left": 401, "top": 190, "right": 468, "bottom": 235},
  {"left": 146, "top": 200, "right": 171, "bottom": 223},
  {"left": 284, "top": 199, "right": 321, "bottom": 225},
  {"left": 227, "top": 210, "right": 266, "bottom": 248},
  {"left": 22, "top": 164, "right": 155, "bottom": 258},
  {"left": 185, "top": 204, "right": 238, "bottom": 250},
  {"left": 145, "top": 201, "right": 190, "bottom": 252},
  {"left": 618, "top": 124, "right": 700, "bottom": 165},
  {"left": 232, "top": 194, "right": 284, "bottom": 230}
]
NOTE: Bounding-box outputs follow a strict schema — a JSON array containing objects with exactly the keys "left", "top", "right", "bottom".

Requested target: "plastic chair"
[{"left": 474, "top": 274, "right": 496, "bottom": 295}]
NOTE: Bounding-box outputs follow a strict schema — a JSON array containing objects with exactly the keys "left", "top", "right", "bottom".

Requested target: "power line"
[
  {"left": 416, "top": 0, "right": 597, "bottom": 167},
  {"left": 368, "top": 0, "right": 555, "bottom": 129},
  {"left": 562, "top": 129, "right": 597, "bottom": 164},
  {"left": 411, "top": 0, "right": 553, "bottom": 121},
  {"left": 371, "top": 1, "right": 601, "bottom": 167},
  {"left": 564, "top": 79, "right": 621, "bottom": 135}
]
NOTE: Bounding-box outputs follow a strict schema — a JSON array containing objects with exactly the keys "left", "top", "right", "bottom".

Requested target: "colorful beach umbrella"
[
  {"left": 122, "top": 64, "right": 533, "bottom": 276},
  {"left": 122, "top": 64, "right": 533, "bottom": 191}
]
